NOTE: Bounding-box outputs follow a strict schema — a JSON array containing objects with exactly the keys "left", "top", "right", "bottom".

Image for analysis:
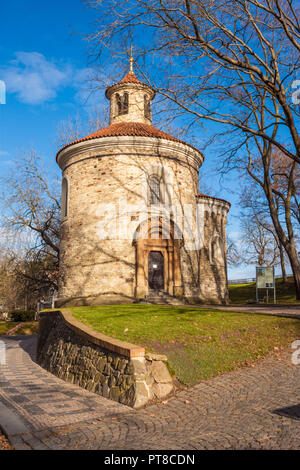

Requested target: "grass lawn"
[
  {"left": 0, "top": 322, "right": 19, "bottom": 335},
  {"left": 229, "top": 276, "right": 299, "bottom": 304},
  {"left": 15, "top": 322, "right": 39, "bottom": 335},
  {"left": 70, "top": 304, "right": 300, "bottom": 386},
  {"left": 0, "top": 321, "right": 39, "bottom": 336}
]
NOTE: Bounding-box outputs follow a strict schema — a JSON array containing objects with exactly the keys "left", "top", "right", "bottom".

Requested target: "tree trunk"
[
  {"left": 279, "top": 242, "right": 287, "bottom": 283},
  {"left": 292, "top": 265, "right": 300, "bottom": 300},
  {"left": 285, "top": 245, "right": 300, "bottom": 300}
]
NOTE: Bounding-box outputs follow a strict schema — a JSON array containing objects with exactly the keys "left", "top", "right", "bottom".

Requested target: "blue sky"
[
  {"left": 0, "top": 1, "right": 98, "bottom": 179},
  {"left": 0, "top": 0, "right": 287, "bottom": 280}
]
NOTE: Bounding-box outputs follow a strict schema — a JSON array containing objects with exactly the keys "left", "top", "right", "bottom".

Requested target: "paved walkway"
[
  {"left": 197, "top": 304, "right": 300, "bottom": 318},
  {"left": 0, "top": 335, "right": 300, "bottom": 449}
]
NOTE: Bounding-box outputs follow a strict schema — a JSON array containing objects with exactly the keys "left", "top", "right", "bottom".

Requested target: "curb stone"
[{"left": 0, "top": 401, "right": 32, "bottom": 449}]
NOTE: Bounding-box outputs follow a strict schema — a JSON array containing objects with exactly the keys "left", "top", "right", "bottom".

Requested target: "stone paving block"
[{"left": 1, "top": 335, "right": 300, "bottom": 450}]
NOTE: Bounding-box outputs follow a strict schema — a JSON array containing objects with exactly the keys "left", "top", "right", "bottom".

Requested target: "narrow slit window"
[
  {"left": 144, "top": 95, "right": 151, "bottom": 119},
  {"left": 62, "top": 177, "right": 68, "bottom": 218},
  {"left": 149, "top": 176, "right": 161, "bottom": 205},
  {"left": 116, "top": 92, "right": 129, "bottom": 115}
]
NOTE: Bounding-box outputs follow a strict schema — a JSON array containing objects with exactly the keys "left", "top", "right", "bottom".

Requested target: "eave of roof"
[{"left": 56, "top": 122, "right": 203, "bottom": 161}]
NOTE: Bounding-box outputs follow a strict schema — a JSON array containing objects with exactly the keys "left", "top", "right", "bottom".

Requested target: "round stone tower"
[{"left": 56, "top": 59, "right": 230, "bottom": 306}]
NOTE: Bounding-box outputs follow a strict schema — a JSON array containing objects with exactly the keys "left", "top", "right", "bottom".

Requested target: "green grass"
[
  {"left": 0, "top": 321, "right": 39, "bottom": 336},
  {"left": 0, "top": 322, "right": 19, "bottom": 335},
  {"left": 229, "top": 276, "right": 299, "bottom": 304},
  {"left": 15, "top": 322, "right": 39, "bottom": 335},
  {"left": 70, "top": 304, "right": 300, "bottom": 386}
]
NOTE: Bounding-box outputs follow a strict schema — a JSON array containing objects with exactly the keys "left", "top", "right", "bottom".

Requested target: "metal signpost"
[{"left": 256, "top": 266, "right": 276, "bottom": 304}]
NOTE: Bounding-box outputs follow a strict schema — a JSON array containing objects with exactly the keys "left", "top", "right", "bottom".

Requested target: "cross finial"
[{"left": 129, "top": 43, "right": 134, "bottom": 72}]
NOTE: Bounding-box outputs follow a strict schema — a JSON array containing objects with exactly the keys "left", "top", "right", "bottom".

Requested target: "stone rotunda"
[{"left": 55, "top": 59, "right": 231, "bottom": 306}]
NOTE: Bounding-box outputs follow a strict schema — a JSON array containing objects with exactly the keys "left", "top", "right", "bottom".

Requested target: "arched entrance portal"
[{"left": 134, "top": 218, "right": 183, "bottom": 299}]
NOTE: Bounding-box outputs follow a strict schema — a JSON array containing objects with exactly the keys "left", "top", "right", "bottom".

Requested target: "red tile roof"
[
  {"left": 56, "top": 122, "right": 202, "bottom": 159},
  {"left": 196, "top": 193, "right": 231, "bottom": 206},
  {"left": 120, "top": 70, "right": 141, "bottom": 84},
  {"left": 105, "top": 69, "right": 153, "bottom": 99}
]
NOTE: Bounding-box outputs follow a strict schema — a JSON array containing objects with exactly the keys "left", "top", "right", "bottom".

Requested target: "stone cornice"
[
  {"left": 196, "top": 194, "right": 231, "bottom": 213},
  {"left": 105, "top": 81, "right": 155, "bottom": 100},
  {"left": 57, "top": 135, "right": 204, "bottom": 172}
]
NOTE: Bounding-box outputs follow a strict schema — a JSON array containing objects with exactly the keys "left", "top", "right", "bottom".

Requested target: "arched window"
[
  {"left": 116, "top": 92, "right": 129, "bottom": 115},
  {"left": 61, "top": 177, "right": 68, "bottom": 219},
  {"left": 144, "top": 95, "right": 151, "bottom": 119},
  {"left": 148, "top": 176, "right": 161, "bottom": 205}
]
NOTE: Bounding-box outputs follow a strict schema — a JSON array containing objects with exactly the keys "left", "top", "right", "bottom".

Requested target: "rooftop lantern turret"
[{"left": 105, "top": 54, "right": 155, "bottom": 125}]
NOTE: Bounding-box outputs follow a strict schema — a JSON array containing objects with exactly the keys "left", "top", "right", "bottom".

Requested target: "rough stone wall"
[
  {"left": 57, "top": 135, "right": 229, "bottom": 305},
  {"left": 58, "top": 138, "right": 202, "bottom": 305},
  {"left": 37, "top": 311, "right": 174, "bottom": 408},
  {"left": 197, "top": 201, "right": 229, "bottom": 304},
  {"left": 108, "top": 84, "right": 154, "bottom": 125}
]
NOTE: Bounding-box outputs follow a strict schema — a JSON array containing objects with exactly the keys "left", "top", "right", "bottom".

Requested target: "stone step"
[{"left": 142, "top": 290, "right": 184, "bottom": 306}]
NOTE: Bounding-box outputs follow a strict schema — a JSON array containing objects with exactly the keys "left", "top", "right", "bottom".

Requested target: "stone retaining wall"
[{"left": 37, "top": 310, "right": 174, "bottom": 408}]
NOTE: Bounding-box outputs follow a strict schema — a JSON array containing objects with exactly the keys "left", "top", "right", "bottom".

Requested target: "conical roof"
[
  {"left": 105, "top": 62, "right": 154, "bottom": 99},
  {"left": 56, "top": 122, "right": 202, "bottom": 160}
]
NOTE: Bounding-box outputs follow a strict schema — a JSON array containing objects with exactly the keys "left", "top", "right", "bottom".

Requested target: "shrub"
[{"left": 9, "top": 310, "right": 35, "bottom": 322}]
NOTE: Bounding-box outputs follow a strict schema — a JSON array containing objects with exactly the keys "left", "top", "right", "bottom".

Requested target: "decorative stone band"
[
  {"left": 105, "top": 80, "right": 156, "bottom": 101},
  {"left": 37, "top": 310, "right": 174, "bottom": 408}
]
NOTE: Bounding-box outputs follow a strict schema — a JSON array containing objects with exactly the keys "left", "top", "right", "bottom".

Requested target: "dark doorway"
[{"left": 148, "top": 251, "right": 164, "bottom": 290}]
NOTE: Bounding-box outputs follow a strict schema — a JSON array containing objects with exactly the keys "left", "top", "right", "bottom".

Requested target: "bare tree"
[
  {"left": 2, "top": 151, "right": 60, "bottom": 255},
  {"left": 0, "top": 152, "right": 60, "bottom": 305},
  {"left": 56, "top": 108, "right": 109, "bottom": 148},
  {"left": 86, "top": 0, "right": 300, "bottom": 161},
  {"left": 240, "top": 177, "right": 295, "bottom": 281},
  {"left": 0, "top": 251, "right": 22, "bottom": 311},
  {"left": 0, "top": 249, "right": 58, "bottom": 311},
  {"left": 240, "top": 212, "right": 279, "bottom": 267},
  {"left": 85, "top": 0, "right": 300, "bottom": 296},
  {"left": 227, "top": 236, "right": 241, "bottom": 266}
]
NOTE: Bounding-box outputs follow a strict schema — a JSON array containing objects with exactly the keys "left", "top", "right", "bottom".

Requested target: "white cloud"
[
  {"left": 0, "top": 51, "right": 110, "bottom": 109},
  {"left": 1, "top": 52, "right": 71, "bottom": 105},
  {"left": 0, "top": 52, "right": 106, "bottom": 107}
]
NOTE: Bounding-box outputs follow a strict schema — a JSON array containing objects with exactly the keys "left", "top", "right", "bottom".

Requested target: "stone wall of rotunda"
[{"left": 57, "top": 137, "right": 208, "bottom": 306}]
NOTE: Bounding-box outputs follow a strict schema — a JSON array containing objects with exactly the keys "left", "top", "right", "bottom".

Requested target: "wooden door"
[{"left": 148, "top": 251, "right": 164, "bottom": 290}]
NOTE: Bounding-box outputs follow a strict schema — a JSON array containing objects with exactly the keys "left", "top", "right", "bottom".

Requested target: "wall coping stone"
[
  {"left": 39, "top": 309, "right": 145, "bottom": 359},
  {"left": 145, "top": 353, "right": 168, "bottom": 362}
]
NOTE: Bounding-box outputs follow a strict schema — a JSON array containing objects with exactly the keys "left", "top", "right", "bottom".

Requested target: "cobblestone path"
[{"left": 0, "top": 335, "right": 300, "bottom": 450}]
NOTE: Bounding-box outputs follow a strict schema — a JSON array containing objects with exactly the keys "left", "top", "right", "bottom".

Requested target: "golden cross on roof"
[{"left": 129, "top": 44, "right": 134, "bottom": 72}]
